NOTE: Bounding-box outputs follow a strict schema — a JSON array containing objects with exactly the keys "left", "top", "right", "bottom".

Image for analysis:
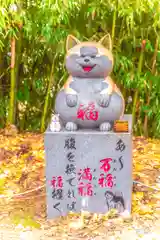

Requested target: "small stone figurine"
[
  {"left": 50, "top": 114, "right": 61, "bottom": 132},
  {"left": 54, "top": 34, "right": 125, "bottom": 131}
]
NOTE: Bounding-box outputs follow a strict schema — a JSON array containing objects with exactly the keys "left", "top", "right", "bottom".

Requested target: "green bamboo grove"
[{"left": 0, "top": 0, "right": 160, "bottom": 137}]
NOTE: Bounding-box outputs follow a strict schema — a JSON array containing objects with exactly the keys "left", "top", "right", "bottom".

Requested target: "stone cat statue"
[{"left": 54, "top": 34, "right": 125, "bottom": 131}]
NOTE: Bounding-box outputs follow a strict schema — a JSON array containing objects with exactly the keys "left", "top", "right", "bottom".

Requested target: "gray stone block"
[{"left": 44, "top": 117, "right": 133, "bottom": 219}]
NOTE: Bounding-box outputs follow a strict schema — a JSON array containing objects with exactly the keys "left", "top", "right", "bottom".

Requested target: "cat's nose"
[{"left": 84, "top": 58, "right": 90, "bottom": 62}]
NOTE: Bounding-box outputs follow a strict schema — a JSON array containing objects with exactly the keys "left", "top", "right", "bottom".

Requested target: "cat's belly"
[{"left": 55, "top": 90, "right": 123, "bottom": 128}]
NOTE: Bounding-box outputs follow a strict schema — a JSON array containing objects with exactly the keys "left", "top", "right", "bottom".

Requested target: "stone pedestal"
[{"left": 44, "top": 115, "right": 132, "bottom": 219}]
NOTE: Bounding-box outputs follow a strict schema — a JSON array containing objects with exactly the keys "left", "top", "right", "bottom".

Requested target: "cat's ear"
[
  {"left": 99, "top": 34, "right": 112, "bottom": 51},
  {"left": 66, "top": 35, "right": 81, "bottom": 51}
]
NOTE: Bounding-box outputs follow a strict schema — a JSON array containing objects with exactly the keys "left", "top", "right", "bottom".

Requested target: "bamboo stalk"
[
  {"left": 40, "top": 59, "right": 55, "bottom": 133},
  {"left": 15, "top": 29, "right": 22, "bottom": 129},
  {"left": 0, "top": 50, "right": 4, "bottom": 127},
  {"left": 122, "top": 87, "right": 126, "bottom": 100},
  {"left": 143, "top": 38, "right": 158, "bottom": 137},
  {"left": 8, "top": 37, "right": 16, "bottom": 125},
  {"left": 111, "top": 6, "right": 117, "bottom": 46},
  {"left": 112, "top": 10, "right": 116, "bottom": 44},
  {"left": 0, "top": 51, "right": 3, "bottom": 99},
  {"left": 132, "top": 47, "right": 144, "bottom": 128},
  {"left": 118, "top": 18, "right": 125, "bottom": 46}
]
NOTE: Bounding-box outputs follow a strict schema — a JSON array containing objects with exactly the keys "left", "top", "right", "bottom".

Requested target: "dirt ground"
[{"left": 0, "top": 133, "right": 160, "bottom": 240}]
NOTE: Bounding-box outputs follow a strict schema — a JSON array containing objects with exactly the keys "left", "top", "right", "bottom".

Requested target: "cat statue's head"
[{"left": 65, "top": 34, "right": 113, "bottom": 78}]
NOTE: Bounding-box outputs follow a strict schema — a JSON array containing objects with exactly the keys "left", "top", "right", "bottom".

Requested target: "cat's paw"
[
  {"left": 66, "top": 94, "right": 78, "bottom": 107},
  {"left": 65, "top": 122, "right": 78, "bottom": 131},
  {"left": 98, "top": 94, "right": 110, "bottom": 108},
  {"left": 99, "top": 122, "right": 112, "bottom": 132}
]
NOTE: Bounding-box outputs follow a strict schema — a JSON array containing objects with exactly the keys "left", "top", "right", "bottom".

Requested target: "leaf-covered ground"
[{"left": 0, "top": 132, "right": 160, "bottom": 240}]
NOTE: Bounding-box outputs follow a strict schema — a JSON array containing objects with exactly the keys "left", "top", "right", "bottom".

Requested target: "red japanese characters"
[
  {"left": 100, "top": 158, "right": 112, "bottom": 173},
  {"left": 50, "top": 176, "right": 63, "bottom": 188},
  {"left": 98, "top": 173, "right": 114, "bottom": 188},
  {"left": 78, "top": 167, "right": 92, "bottom": 181},
  {"left": 78, "top": 168, "right": 93, "bottom": 196},
  {"left": 78, "top": 182, "right": 93, "bottom": 196},
  {"left": 98, "top": 158, "right": 115, "bottom": 189},
  {"left": 77, "top": 102, "right": 99, "bottom": 121}
]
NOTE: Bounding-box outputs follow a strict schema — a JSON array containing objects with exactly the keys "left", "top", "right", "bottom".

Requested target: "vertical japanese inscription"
[
  {"left": 109, "top": 139, "right": 126, "bottom": 174},
  {"left": 98, "top": 158, "right": 116, "bottom": 188},
  {"left": 103, "top": 138, "right": 126, "bottom": 212},
  {"left": 50, "top": 176, "right": 64, "bottom": 213},
  {"left": 96, "top": 138, "right": 127, "bottom": 213},
  {"left": 114, "top": 138, "right": 126, "bottom": 172},
  {"left": 64, "top": 137, "right": 77, "bottom": 211},
  {"left": 78, "top": 167, "right": 93, "bottom": 196}
]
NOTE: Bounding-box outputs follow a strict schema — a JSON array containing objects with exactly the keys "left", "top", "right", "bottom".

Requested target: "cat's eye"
[
  {"left": 91, "top": 55, "right": 96, "bottom": 58},
  {"left": 81, "top": 54, "right": 85, "bottom": 58}
]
